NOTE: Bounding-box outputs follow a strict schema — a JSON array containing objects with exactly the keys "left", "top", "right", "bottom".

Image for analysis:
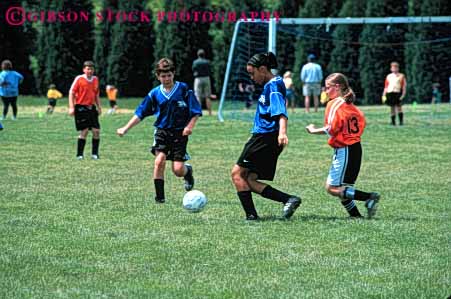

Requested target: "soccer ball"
[{"left": 182, "top": 190, "right": 207, "bottom": 213}]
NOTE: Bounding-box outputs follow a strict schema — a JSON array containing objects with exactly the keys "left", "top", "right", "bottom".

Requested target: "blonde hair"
[
  {"left": 283, "top": 71, "right": 292, "bottom": 79},
  {"left": 325, "top": 73, "right": 355, "bottom": 103}
]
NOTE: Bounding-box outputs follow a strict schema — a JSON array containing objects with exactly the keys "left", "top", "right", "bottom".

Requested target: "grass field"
[{"left": 1, "top": 97, "right": 450, "bottom": 298}]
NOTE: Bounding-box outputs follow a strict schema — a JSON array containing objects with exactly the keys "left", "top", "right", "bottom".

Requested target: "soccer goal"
[{"left": 218, "top": 16, "right": 451, "bottom": 121}]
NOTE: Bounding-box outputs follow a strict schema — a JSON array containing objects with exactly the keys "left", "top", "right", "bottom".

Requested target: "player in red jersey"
[
  {"left": 68, "top": 61, "right": 102, "bottom": 160},
  {"left": 306, "top": 73, "right": 380, "bottom": 218}
]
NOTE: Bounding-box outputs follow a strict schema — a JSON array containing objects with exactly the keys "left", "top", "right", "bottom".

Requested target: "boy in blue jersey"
[
  {"left": 231, "top": 52, "right": 301, "bottom": 220},
  {"left": 0, "top": 60, "right": 23, "bottom": 120},
  {"left": 117, "top": 58, "right": 202, "bottom": 203}
]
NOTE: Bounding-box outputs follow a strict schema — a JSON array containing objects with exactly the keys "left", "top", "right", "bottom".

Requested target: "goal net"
[{"left": 218, "top": 17, "right": 451, "bottom": 121}]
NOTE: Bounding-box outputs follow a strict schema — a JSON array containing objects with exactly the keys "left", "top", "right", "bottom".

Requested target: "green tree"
[
  {"left": 327, "top": 0, "right": 366, "bottom": 99},
  {"left": 358, "top": 0, "right": 407, "bottom": 104},
  {"left": 36, "top": 0, "right": 95, "bottom": 95},
  {"left": 405, "top": 0, "right": 451, "bottom": 103},
  {"left": 0, "top": 0, "right": 37, "bottom": 94},
  {"left": 293, "top": 0, "right": 344, "bottom": 91},
  {"left": 93, "top": 0, "right": 118, "bottom": 91},
  {"left": 107, "top": 0, "right": 154, "bottom": 96}
]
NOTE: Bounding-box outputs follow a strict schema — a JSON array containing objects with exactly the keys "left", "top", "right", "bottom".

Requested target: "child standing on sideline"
[
  {"left": 0, "top": 60, "right": 23, "bottom": 120},
  {"left": 106, "top": 85, "right": 118, "bottom": 114},
  {"left": 231, "top": 52, "right": 301, "bottom": 221},
  {"left": 116, "top": 58, "right": 201, "bottom": 203},
  {"left": 382, "top": 61, "right": 406, "bottom": 126},
  {"left": 306, "top": 73, "right": 380, "bottom": 218},
  {"left": 46, "top": 84, "right": 63, "bottom": 114},
  {"left": 68, "top": 61, "right": 102, "bottom": 160},
  {"left": 283, "top": 71, "right": 296, "bottom": 113}
]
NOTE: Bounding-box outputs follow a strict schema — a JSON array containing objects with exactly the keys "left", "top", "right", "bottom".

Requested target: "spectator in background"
[
  {"left": 192, "top": 49, "right": 212, "bottom": 116},
  {"left": 283, "top": 71, "right": 296, "bottom": 113},
  {"left": 0, "top": 60, "right": 23, "bottom": 120},
  {"left": 300, "top": 54, "right": 323, "bottom": 113},
  {"left": 46, "top": 83, "right": 63, "bottom": 114},
  {"left": 106, "top": 84, "right": 119, "bottom": 115},
  {"left": 431, "top": 83, "right": 441, "bottom": 104}
]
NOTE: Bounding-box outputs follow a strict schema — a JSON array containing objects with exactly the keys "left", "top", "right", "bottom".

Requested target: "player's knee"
[
  {"left": 172, "top": 164, "right": 185, "bottom": 177},
  {"left": 231, "top": 166, "right": 245, "bottom": 185},
  {"left": 326, "top": 184, "right": 340, "bottom": 197},
  {"left": 154, "top": 156, "right": 166, "bottom": 170}
]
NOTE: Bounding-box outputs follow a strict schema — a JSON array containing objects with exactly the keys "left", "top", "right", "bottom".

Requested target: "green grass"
[{"left": 0, "top": 97, "right": 450, "bottom": 298}]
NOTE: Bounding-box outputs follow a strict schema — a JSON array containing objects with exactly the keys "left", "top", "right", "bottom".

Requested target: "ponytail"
[
  {"left": 247, "top": 52, "right": 278, "bottom": 69},
  {"left": 325, "top": 73, "right": 355, "bottom": 103}
]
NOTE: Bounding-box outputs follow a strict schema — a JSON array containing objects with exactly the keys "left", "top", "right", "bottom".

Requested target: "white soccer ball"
[{"left": 183, "top": 190, "right": 207, "bottom": 213}]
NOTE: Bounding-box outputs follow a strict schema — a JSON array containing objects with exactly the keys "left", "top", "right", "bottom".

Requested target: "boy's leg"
[
  {"left": 231, "top": 165, "right": 258, "bottom": 220},
  {"left": 92, "top": 128, "right": 100, "bottom": 159},
  {"left": 77, "top": 129, "right": 89, "bottom": 159},
  {"left": 247, "top": 172, "right": 301, "bottom": 219},
  {"left": 154, "top": 151, "right": 167, "bottom": 203},
  {"left": 172, "top": 162, "right": 194, "bottom": 191},
  {"left": 2, "top": 97, "right": 10, "bottom": 119},
  {"left": 11, "top": 97, "right": 17, "bottom": 119},
  {"left": 327, "top": 184, "right": 362, "bottom": 218},
  {"left": 390, "top": 106, "right": 396, "bottom": 125},
  {"left": 342, "top": 186, "right": 380, "bottom": 219}
]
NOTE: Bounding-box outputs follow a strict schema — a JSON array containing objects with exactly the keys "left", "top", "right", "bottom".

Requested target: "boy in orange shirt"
[
  {"left": 106, "top": 85, "right": 118, "bottom": 114},
  {"left": 306, "top": 73, "right": 380, "bottom": 219},
  {"left": 68, "top": 61, "right": 102, "bottom": 160}
]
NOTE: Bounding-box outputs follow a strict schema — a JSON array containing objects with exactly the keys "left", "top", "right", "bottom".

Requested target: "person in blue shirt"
[
  {"left": 300, "top": 54, "right": 323, "bottom": 113},
  {"left": 117, "top": 58, "right": 202, "bottom": 204},
  {"left": 0, "top": 60, "right": 23, "bottom": 120},
  {"left": 231, "top": 52, "right": 301, "bottom": 221}
]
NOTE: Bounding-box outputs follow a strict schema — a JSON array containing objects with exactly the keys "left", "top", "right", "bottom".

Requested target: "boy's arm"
[
  {"left": 278, "top": 116, "right": 288, "bottom": 146},
  {"left": 117, "top": 115, "right": 141, "bottom": 137},
  {"left": 183, "top": 116, "right": 199, "bottom": 136},
  {"left": 68, "top": 92, "right": 75, "bottom": 116},
  {"left": 400, "top": 75, "right": 407, "bottom": 100},
  {"left": 95, "top": 93, "right": 102, "bottom": 115}
]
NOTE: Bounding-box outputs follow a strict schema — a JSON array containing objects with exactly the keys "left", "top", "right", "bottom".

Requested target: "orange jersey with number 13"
[{"left": 324, "top": 97, "right": 366, "bottom": 148}]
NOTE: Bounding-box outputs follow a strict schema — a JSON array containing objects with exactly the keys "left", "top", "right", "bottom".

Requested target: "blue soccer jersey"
[
  {"left": 252, "top": 76, "right": 288, "bottom": 134},
  {"left": 135, "top": 81, "right": 202, "bottom": 130},
  {"left": 0, "top": 70, "right": 23, "bottom": 97}
]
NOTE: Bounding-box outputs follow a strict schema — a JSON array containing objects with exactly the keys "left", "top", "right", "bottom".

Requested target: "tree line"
[{"left": 0, "top": 0, "right": 449, "bottom": 103}]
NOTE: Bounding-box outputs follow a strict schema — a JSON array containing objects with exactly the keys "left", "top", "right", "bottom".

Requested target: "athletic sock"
[
  {"left": 260, "top": 185, "right": 290, "bottom": 203},
  {"left": 341, "top": 199, "right": 362, "bottom": 217},
  {"left": 398, "top": 112, "right": 404, "bottom": 125},
  {"left": 344, "top": 187, "right": 372, "bottom": 201},
  {"left": 391, "top": 115, "right": 396, "bottom": 125},
  {"left": 92, "top": 138, "right": 100, "bottom": 155},
  {"left": 154, "top": 179, "right": 165, "bottom": 201},
  {"left": 77, "top": 138, "right": 86, "bottom": 157},
  {"left": 237, "top": 191, "right": 258, "bottom": 217}
]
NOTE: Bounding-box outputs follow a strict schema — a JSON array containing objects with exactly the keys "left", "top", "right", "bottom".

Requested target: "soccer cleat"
[
  {"left": 184, "top": 164, "right": 194, "bottom": 191},
  {"left": 91, "top": 154, "right": 99, "bottom": 160},
  {"left": 155, "top": 197, "right": 165, "bottom": 203},
  {"left": 282, "top": 196, "right": 302, "bottom": 219},
  {"left": 365, "top": 192, "right": 380, "bottom": 219},
  {"left": 76, "top": 155, "right": 84, "bottom": 160},
  {"left": 245, "top": 214, "right": 260, "bottom": 221}
]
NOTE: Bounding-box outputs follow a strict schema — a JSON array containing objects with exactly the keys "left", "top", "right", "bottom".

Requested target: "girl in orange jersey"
[{"left": 306, "top": 73, "right": 380, "bottom": 219}]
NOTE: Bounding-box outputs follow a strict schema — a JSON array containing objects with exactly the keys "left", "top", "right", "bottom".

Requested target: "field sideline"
[{"left": 0, "top": 97, "right": 450, "bottom": 298}]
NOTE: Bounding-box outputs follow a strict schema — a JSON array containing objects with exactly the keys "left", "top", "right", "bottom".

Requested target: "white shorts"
[
  {"left": 303, "top": 83, "right": 321, "bottom": 97},
  {"left": 194, "top": 76, "right": 211, "bottom": 100},
  {"left": 327, "top": 142, "right": 362, "bottom": 187}
]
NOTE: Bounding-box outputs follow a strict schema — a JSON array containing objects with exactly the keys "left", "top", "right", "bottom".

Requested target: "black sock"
[
  {"left": 260, "top": 185, "right": 290, "bottom": 203},
  {"left": 92, "top": 138, "right": 100, "bottom": 155},
  {"left": 344, "top": 187, "right": 372, "bottom": 201},
  {"left": 391, "top": 115, "right": 396, "bottom": 125},
  {"left": 154, "top": 179, "right": 165, "bottom": 200},
  {"left": 237, "top": 191, "right": 258, "bottom": 217},
  {"left": 398, "top": 112, "right": 403, "bottom": 125},
  {"left": 77, "top": 138, "right": 86, "bottom": 157},
  {"left": 341, "top": 199, "right": 362, "bottom": 217}
]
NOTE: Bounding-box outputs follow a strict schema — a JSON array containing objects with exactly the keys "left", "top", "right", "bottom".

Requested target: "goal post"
[{"left": 218, "top": 16, "right": 451, "bottom": 122}]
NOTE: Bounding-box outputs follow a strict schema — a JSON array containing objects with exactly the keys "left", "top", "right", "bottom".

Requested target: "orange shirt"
[
  {"left": 69, "top": 75, "right": 99, "bottom": 106},
  {"left": 106, "top": 88, "right": 117, "bottom": 101},
  {"left": 324, "top": 97, "right": 366, "bottom": 148}
]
